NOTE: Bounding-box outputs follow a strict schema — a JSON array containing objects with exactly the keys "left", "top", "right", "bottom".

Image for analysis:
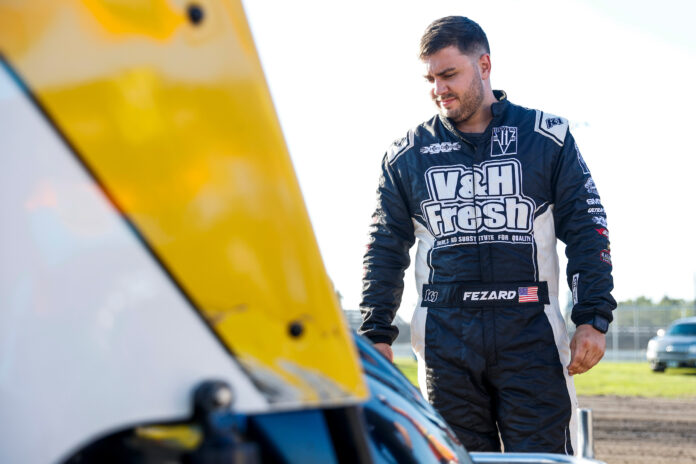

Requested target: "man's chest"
[{"left": 398, "top": 128, "right": 555, "bottom": 240}]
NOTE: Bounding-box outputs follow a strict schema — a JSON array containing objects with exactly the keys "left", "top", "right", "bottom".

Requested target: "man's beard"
[{"left": 436, "top": 74, "right": 484, "bottom": 125}]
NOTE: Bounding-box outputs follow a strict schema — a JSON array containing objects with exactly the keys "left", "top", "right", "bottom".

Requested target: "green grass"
[
  {"left": 395, "top": 359, "right": 418, "bottom": 386},
  {"left": 394, "top": 359, "right": 696, "bottom": 398}
]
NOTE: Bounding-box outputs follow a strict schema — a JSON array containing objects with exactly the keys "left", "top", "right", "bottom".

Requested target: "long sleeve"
[
  {"left": 358, "top": 154, "right": 415, "bottom": 344},
  {"left": 552, "top": 131, "right": 616, "bottom": 326}
]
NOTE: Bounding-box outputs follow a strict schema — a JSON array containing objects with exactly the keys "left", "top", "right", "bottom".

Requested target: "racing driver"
[{"left": 358, "top": 16, "right": 616, "bottom": 454}]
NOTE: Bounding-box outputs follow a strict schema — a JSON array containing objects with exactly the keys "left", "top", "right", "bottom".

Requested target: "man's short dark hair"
[{"left": 419, "top": 16, "right": 490, "bottom": 59}]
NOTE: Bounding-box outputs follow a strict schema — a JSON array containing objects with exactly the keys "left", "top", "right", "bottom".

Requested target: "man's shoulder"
[
  {"left": 386, "top": 115, "right": 443, "bottom": 164},
  {"left": 508, "top": 101, "right": 569, "bottom": 147},
  {"left": 531, "top": 107, "right": 570, "bottom": 147}
]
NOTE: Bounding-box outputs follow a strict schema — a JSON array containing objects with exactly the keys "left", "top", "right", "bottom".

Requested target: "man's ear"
[{"left": 479, "top": 53, "right": 492, "bottom": 80}]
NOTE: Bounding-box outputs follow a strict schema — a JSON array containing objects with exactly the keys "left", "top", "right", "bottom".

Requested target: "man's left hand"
[{"left": 567, "top": 324, "right": 606, "bottom": 376}]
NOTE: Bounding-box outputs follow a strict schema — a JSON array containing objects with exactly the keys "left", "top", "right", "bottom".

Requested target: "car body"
[{"left": 646, "top": 317, "right": 696, "bottom": 372}]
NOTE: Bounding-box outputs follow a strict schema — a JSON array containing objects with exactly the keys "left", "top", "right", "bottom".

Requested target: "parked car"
[{"left": 646, "top": 317, "right": 696, "bottom": 372}]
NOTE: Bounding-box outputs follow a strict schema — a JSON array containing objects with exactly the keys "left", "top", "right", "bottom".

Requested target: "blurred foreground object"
[{"left": 0, "top": 0, "right": 366, "bottom": 460}]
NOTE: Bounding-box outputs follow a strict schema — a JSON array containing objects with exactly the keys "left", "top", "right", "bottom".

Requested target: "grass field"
[{"left": 394, "top": 359, "right": 696, "bottom": 398}]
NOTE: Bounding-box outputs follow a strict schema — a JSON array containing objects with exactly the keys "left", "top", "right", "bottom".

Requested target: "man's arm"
[
  {"left": 552, "top": 130, "right": 616, "bottom": 375},
  {"left": 358, "top": 153, "right": 415, "bottom": 356}
]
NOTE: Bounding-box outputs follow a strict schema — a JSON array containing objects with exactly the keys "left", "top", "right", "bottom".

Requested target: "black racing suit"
[{"left": 359, "top": 91, "right": 615, "bottom": 454}]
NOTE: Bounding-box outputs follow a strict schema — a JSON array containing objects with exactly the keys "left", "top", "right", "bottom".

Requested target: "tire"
[{"left": 650, "top": 361, "right": 666, "bottom": 373}]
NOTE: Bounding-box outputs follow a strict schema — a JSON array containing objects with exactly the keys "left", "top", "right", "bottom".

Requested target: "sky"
[{"left": 242, "top": 0, "right": 696, "bottom": 320}]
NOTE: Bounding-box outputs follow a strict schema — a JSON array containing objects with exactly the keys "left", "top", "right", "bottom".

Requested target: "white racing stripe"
[
  {"left": 534, "top": 205, "right": 578, "bottom": 455},
  {"left": 0, "top": 63, "right": 268, "bottom": 464},
  {"left": 411, "top": 219, "right": 435, "bottom": 400}
]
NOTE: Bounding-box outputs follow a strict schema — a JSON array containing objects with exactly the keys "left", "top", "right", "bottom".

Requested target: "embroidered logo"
[
  {"left": 491, "top": 126, "right": 518, "bottom": 156},
  {"left": 572, "top": 274, "right": 579, "bottom": 305},
  {"left": 420, "top": 159, "right": 535, "bottom": 238},
  {"left": 420, "top": 142, "right": 461, "bottom": 155},
  {"left": 518, "top": 286, "right": 539, "bottom": 303},
  {"left": 584, "top": 177, "right": 598, "bottom": 195},
  {"left": 462, "top": 290, "right": 517, "bottom": 301},
  {"left": 423, "top": 289, "right": 439, "bottom": 303},
  {"left": 546, "top": 118, "right": 563, "bottom": 129}
]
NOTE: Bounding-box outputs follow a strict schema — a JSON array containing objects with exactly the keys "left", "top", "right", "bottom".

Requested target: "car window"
[{"left": 667, "top": 323, "right": 696, "bottom": 336}]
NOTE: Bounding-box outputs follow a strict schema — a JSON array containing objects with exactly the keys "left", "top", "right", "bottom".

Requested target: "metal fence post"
[
  {"left": 611, "top": 308, "right": 619, "bottom": 360},
  {"left": 633, "top": 305, "right": 639, "bottom": 361},
  {"left": 576, "top": 408, "right": 594, "bottom": 459}
]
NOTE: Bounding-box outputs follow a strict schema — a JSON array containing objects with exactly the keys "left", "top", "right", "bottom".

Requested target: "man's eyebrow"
[{"left": 424, "top": 67, "right": 457, "bottom": 79}]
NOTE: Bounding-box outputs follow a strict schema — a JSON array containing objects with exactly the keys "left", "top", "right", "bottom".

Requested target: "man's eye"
[{"left": 443, "top": 73, "right": 455, "bottom": 79}]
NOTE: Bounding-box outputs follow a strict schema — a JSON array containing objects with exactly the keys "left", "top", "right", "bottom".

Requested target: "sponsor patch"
[
  {"left": 423, "top": 289, "right": 439, "bottom": 303},
  {"left": 491, "top": 126, "right": 518, "bottom": 156},
  {"left": 586, "top": 198, "right": 602, "bottom": 205},
  {"left": 600, "top": 249, "right": 612, "bottom": 265},
  {"left": 575, "top": 142, "right": 590, "bottom": 175},
  {"left": 592, "top": 216, "right": 608, "bottom": 228},
  {"left": 595, "top": 228, "right": 609, "bottom": 238},
  {"left": 387, "top": 131, "right": 414, "bottom": 162},
  {"left": 572, "top": 274, "right": 579, "bottom": 305},
  {"left": 588, "top": 207, "right": 605, "bottom": 214},
  {"left": 420, "top": 141, "right": 461, "bottom": 155},
  {"left": 534, "top": 111, "right": 567, "bottom": 146},
  {"left": 584, "top": 177, "right": 598, "bottom": 195},
  {"left": 421, "top": 159, "right": 535, "bottom": 239},
  {"left": 421, "top": 281, "right": 549, "bottom": 307},
  {"left": 518, "top": 286, "right": 539, "bottom": 303},
  {"left": 546, "top": 117, "right": 564, "bottom": 129}
]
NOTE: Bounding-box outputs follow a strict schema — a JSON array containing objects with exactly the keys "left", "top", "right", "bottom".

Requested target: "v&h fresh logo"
[{"left": 420, "top": 159, "right": 535, "bottom": 238}]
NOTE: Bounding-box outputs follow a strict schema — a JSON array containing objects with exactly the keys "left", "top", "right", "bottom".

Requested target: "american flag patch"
[{"left": 518, "top": 286, "right": 539, "bottom": 303}]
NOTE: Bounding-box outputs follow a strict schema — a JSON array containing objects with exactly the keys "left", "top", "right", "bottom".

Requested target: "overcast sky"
[{"left": 243, "top": 0, "right": 696, "bottom": 319}]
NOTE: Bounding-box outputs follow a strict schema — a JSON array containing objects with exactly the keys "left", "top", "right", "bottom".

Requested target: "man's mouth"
[{"left": 438, "top": 96, "right": 457, "bottom": 108}]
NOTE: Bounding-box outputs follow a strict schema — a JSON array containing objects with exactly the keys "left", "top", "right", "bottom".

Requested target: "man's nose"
[{"left": 433, "top": 79, "right": 448, "bottom": 96}]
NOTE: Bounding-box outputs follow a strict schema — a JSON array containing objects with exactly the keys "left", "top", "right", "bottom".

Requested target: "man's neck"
[{"left": 455, "top": 90, "right": 498, "bottom": 133}]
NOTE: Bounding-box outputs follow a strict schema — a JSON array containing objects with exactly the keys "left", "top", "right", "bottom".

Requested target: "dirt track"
[{"left": 578, "top": 396, "right": 696, "bottom": 464}]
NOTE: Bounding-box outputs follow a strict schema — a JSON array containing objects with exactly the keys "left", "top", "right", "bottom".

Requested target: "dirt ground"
[{"left": 578, "top": 396, "right": 696, "bottom": 464}]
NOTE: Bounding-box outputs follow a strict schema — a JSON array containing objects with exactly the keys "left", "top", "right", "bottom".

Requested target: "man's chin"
[{"left": 439, "top": 108, "right": 461, "bottom": 121}]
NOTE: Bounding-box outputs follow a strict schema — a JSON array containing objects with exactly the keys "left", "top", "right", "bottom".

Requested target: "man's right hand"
[{"left": 373, "top": 342, "right": 394, "bottom": 362}]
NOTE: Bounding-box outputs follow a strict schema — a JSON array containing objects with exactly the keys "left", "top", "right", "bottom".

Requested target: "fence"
[
  {"left": 346, "top": 305, "right": 696, "bottom": 362},
  {"left": 564, "top": 304, "right": 696, "bottom": 361}
]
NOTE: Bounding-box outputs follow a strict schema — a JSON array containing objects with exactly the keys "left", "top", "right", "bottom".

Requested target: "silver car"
[{"left": 646, "top": 316, "right": 696, "bottom": 372}]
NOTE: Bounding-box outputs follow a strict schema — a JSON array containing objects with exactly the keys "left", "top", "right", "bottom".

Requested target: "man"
[{"left": 358, "top": 16, "right": 615, "bottom": 454}]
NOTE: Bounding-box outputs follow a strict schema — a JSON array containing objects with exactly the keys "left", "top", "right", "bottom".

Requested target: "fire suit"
[{"left": 359, "top": 91, "right": 616, "bottom": 454}]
